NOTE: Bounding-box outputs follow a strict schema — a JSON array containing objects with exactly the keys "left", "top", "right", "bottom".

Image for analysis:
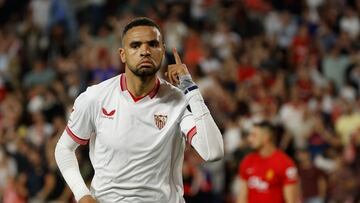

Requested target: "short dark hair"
[
  {"left": 253, "top": 121, "right": 276, "bottom": 138},
  {"left": 122, "top": 17, "right": 162, "bottom": 41}
]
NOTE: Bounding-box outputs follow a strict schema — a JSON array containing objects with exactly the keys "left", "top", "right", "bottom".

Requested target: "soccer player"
[
  {"left": 237, "top": 121, "right": 299, "bottom": 203},
  {"left": 54, "top": 17, "right": 224, "bottom": 203}
]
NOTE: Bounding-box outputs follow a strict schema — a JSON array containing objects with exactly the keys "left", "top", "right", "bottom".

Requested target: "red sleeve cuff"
[
  {"left": 284, "top": 179, "right": 298, "bottom": 185},
  {"left": 66, "top": 126, "right": 89, "bottom": 145},
  {"left": 186, "top": 126, "right": 197, "bottom": 144}
]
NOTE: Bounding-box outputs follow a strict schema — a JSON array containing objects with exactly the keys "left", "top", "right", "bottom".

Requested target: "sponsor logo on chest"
[{"left": 248, "top": 176, "right": 269, "bottom": 191}]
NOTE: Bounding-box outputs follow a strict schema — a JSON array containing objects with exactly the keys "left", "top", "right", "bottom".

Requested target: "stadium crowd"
[{"left": 1, "top": 0, "right": 360, "bottom": 202}]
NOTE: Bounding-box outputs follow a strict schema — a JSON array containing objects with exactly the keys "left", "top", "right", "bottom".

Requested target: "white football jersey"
[{"left": 66, "top": 74, "right": 197, "bottom": 203}]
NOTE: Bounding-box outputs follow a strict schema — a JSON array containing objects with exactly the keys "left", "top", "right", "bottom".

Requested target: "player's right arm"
[
  {"left": 54, "top": 90, "right": 97, "bottom": 202},
  {"left": 237, "top": 178, "right": 248, "bottom": 203},
  {"left": 55, "top": 135, "right": 96, "bottom": 202},
  {"left": 237, "top": 157, "right": 250, "bottom": 203}
]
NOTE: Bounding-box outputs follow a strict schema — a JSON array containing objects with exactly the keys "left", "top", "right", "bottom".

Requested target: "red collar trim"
[{"left": 120, "top": 74, "right": 160, "bottom": 102}]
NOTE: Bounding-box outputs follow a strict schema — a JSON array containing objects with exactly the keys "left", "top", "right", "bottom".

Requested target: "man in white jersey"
[{"left": 55, "top": 17, "right": 224, "bottom": 203}]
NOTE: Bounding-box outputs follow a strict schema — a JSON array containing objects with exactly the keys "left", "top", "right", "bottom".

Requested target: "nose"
[{"left": 140, "top": 44, "right": 151, "bottom": 57}]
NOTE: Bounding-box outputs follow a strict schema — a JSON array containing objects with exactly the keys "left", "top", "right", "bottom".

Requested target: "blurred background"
[{"left": 1, "top": 0, "right": 360, "bottom": 202}]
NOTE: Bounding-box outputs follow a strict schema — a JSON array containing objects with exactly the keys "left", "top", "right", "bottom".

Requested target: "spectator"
[
  {"left": 335, "top": 99, "right": 360, "bottom": 145},
  {"left": 1, "top": 0, "right": 360, "bottom": 202},
  {"left": 23, "top": 58, "right": 56, "bottom": 89},
  {"left": 327, "top": 150, "right": 358, "bottom": 202},
  {"left": 297, "top": 149, "right": 327, "bottom": 203}
]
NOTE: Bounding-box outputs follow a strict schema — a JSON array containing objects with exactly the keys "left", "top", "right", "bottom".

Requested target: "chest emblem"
[
  {"left": 102, "top": 108, "right": 116, "bottom": 119},
  {"left": 265, "top": 169, "right": 274, "bottom": 181},
  {"left": 154, "top": 114, "right": 167, "bottom": 129}
]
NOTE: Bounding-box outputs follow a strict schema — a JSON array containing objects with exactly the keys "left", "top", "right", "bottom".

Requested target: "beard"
[
  {"left": 249, "top": 142, "right": 262, "bottom": 150},
  {"left": 127, "top": 63, "right": 161, "bottom": 77}
]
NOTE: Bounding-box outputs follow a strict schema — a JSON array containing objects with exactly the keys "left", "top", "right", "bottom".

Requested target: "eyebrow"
[
  {"left": 129, "top": 41, "right": 142, "bottom": 47},
  {"left": 128, "top": 39, "right": 160, "bottom": 46}
]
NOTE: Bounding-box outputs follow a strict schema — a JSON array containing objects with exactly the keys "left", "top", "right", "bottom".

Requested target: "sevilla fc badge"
[{"left": 154, "top": 114, "right": 167, "bottom": 129}]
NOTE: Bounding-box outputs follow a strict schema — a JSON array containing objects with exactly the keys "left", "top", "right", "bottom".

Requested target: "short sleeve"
[
  {"left": 281, "top": 156, "right": 298, "bottom": 185},
  {"left": 66, "top": 91, "right": 96, "bottom": 145},
  {"left": 179, "top": 107, "right": 197, "bottom": 144}
]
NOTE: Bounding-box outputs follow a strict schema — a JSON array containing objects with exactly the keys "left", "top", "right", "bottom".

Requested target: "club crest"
[{"left": 154, "top": 114, "right": 167, "bottom": 129}]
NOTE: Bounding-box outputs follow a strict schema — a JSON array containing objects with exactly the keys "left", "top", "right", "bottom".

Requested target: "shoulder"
[
  {"left": 159, "top": 78, "right": 183, "bottom": 94},
  {"left": 241, "top": 152, "right": 258, "bottom": 166},
  {"left": 273, "top": 150, "right": 296, "bottom": 168},
  {"left": 270, "top": 151, "right": 298, "bottom": 182},
  {"left": 158, "top": 78, "right": 185, "bottom": 101},
  {"left": 239, "top": 152, "right": 258, "bottom": 176},
  {"left": 274, "top": 150, "right": 294, "bottom": 163},
  {"left": 76, "top": 75, "right": 120, "bottom": 104},
  {"left": 87, "top": 75, "right": 120, "bottom": 95}
]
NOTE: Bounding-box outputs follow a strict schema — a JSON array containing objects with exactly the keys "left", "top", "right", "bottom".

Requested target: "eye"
[
  {"left": 130, "top": 42, "right": 141, "bottom": 49},
  {"left": 148, "top": 40, "right": 159, "bottom": 48}
]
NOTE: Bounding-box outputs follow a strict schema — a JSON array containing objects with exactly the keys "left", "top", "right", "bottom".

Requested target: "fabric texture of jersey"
[
  {"left": 239, "top": 150, "right": 298, "bottom": 203},
  {"left": 66, "top": 74, "right": 196, "bottom": 203}
]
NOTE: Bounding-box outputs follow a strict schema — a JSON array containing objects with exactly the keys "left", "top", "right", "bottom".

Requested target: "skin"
[
  {"left": 79, "top": 195, "right": 97, "bottom": 203},
  {"left": 247, "top": 127, "right": 275, "bottom": 156},
  {"left": 118, "top": 25, "right": 189, "bottom": 98},
  {"left": 237, "top": 126, "right": 299, "bottom": 203},
  {"left": 79, "top": 25, "right": 190, "bottom": 203}
]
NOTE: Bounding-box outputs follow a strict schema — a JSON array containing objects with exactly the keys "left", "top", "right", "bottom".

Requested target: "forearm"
[
  {"left": 237, "top": 178, "right": 248, "bottom": 203},
  {"left": 318, "top": 177, "right": 327, "bottom": 198},
  {"left": 238, "top": 197, "right": 248, "bottom": 203},
  {"left": 55, "top": 133, "right": 91, "bottom": 201},
  {"left": 185, "top": 88, "right": 224, "bottom": 161},
  {"left": 283, "top": 184, "right": 299, "bottom": 203}
]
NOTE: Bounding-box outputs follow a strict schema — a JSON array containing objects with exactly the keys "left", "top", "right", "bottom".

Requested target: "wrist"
[
  {"left": 184, "top": 85, "right": 198, "bottom": 95},
  {"left": 178, "top": 74, "right": 195, "bottom": 91}
]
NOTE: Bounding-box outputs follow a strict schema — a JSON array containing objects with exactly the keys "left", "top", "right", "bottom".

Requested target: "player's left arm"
[
  {"left": 282, "top": 157, "right": 300, "bottom": 203},
  {"left": 283, "top": 183, "right": 299, "bottom": 203},
  {"left": 167, "top": 48, "right": 224, "bottom": 161}
]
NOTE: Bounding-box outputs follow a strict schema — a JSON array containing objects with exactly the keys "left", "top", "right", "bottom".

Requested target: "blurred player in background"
[
  {"left": 237, "top": 121, "right": 299, "bottom": 203},
  {"left": 54, "top": 17, "right": 224, "bottom": 203}
]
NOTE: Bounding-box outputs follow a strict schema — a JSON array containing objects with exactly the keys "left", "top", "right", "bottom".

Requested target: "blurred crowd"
[{"left": 1, "top": 0, "right": 360, "bottom": 202}]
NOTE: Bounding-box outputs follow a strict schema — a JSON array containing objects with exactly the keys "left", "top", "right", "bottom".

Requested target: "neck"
[
  {"left": 125, "top": 70, "right": 156, "bottom": 97},
  {"left": 258, "top": 143, "right": 276, "bottom": 157}
]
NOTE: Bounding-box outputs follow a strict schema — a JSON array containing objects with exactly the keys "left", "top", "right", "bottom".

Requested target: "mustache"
[{"left": 137, "top": 57, "right": 155, "bottom": 66}]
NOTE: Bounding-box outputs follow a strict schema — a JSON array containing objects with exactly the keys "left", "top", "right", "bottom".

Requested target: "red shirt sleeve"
[{"left": 281, "top": 155, "right": 298, "bottom": 185}]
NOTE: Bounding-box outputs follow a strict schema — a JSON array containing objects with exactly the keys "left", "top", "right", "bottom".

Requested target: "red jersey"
[{"left": 239, "top": 150, "right": 298, "bottom": 203}]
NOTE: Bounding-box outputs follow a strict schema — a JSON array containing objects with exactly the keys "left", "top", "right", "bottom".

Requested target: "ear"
[
  {"left": 264, "top": 131, "right": 273, "bottom": 143},
  {"left": 162, "top": 43, "right": 166, "bottom": 55},
  {"left": 119, "top": 48, "right": 126, "bottom": 63},
  {"left": 162, "top": 43, "right": 166, "bottom": 52},
  {"left": 161, "top": 43, "right": 166, "bottom": 57}
]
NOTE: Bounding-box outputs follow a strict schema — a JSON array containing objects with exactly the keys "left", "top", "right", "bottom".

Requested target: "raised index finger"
[{"left": 173, "top": 47, "right": 182, "bottom": 64}]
